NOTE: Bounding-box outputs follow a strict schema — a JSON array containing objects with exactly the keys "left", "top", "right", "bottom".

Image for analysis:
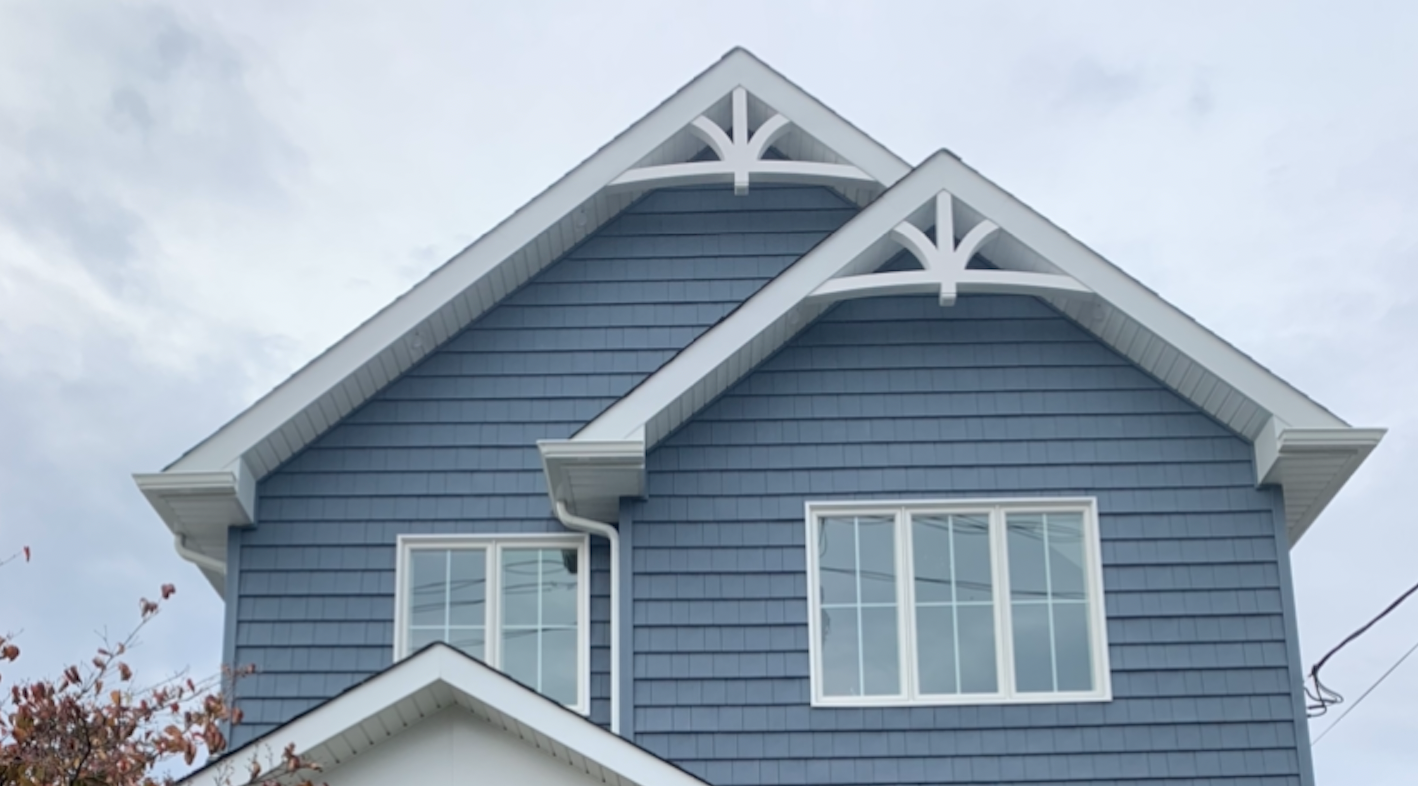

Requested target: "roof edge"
[
  {"left": 1256, "top": 423, "right": 1386, "bottom": 543},
  {"left": 177, "top": 644, "right": 709, "bottom": 786},
  {"left": 160, "top": 47, "right": 908, "bottom": 478}
]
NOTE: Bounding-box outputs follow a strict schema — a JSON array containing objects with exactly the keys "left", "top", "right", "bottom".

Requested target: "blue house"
[{"left": 136, "top": 50, "right": 1384, "bottom": 786}]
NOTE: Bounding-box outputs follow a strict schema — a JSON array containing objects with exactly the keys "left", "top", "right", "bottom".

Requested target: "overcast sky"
[{"left": 0, "top": 1, "right": 1413, "bottom": 782}]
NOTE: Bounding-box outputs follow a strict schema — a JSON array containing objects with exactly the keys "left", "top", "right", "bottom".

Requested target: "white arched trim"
[
  {"left": 808, "top": 268, "right": 1092, "bottom": 305},
  {"left": 807, "top": 190, "right": 1090, "bottom": 306},
  {"left": 609, "top": 87, "right": 874, "bottom": 195}
]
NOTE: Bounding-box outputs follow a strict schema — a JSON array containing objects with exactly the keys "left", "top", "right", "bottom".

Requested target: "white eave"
[
  {"left": 135, "top": 47, "right": 910, "bottom": 582},
  {"left": 1256, "top": 422, "right": 1386, "bottom": 540},
  {"left": 537, "top": 440, "right": 646, "bottom": 523},
  {"left": 176, "top": 644, "right": 710, "bottom": 786},
  {"left": 572, "top": 151, "right": 1386, "bottom": 544},
  {"left": 135, "top": 48, "right": 1383, "bottom": 589},
  {"left": 133, "top": 462, "right": 255, "bottom": 592}
]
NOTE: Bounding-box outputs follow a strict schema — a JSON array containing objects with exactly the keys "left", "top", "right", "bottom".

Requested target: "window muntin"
[
  {"left": 395, "top": 536, "right": 589, "bottom": 713},
  {"left": 817, "top": 515, "right": 900, "bottom": 697},
  {"left": 911, "top": 513, "right": 997, "bottom": 696},
  {"left": 806, "top": 500, "right": 1109, "bottom": 706}
]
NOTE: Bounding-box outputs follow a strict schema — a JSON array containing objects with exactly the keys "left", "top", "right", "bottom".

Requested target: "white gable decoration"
[
  {"left": 135, "top": 49, "right": 1383, "bottom": 598},
  {"left": 553, "top": 150, "right": 1383, "bottom": 541},
  {"left": 609, "top": 86, "right": 877, "bottom": 195},
  {"left": 807, "top": 189, "right": 1090, "bottom": 307},
  {"left": 134, "top": 49, "right": 909, "bottom": 594}
]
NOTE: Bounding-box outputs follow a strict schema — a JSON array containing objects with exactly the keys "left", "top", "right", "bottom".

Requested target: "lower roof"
[{"left": 178, "top": 644, "right": 710, "bottom": 786}]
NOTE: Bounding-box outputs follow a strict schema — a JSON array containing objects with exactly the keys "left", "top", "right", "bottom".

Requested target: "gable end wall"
[
  {"left": 629, "top": 293, "right": 1312, "bottom": 786},
  {"left": 224, "top": 185, "right": 858, "bottom": 746}
]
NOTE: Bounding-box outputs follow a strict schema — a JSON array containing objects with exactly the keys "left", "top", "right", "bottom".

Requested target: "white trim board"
[
  {"left": 136, "top": 49, "right": 1384, "bottom": 595},
  {"left": 165, "top": 48, "right": 906, "bottom": 478},
  {"left": 571, "top": 150, "right": 1384, "bottom": 543},
  {"left": 136, "top": 48, "right": 911, "bottom": 590},
  {"left": 176, "top": 644, "right": 711, "bottom": 786}
]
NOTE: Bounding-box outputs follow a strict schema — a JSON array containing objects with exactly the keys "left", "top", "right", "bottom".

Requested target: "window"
[
  {"left": 805, "top": 499, "right": 1110, "bottom": 706},
  {"left": 394, "top": 535, "right": 590, "bottom": 713}
]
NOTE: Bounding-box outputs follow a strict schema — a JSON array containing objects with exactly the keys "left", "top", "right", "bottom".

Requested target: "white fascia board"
[
  {"left": 578, "top": 151, "right": 962, "bottom": 441},
  {"left": 1253, "top": 418, "right": 1385, "bottom": 542},
  {"left": 928, "top": 155, "right": 1350, "bottom": 432},
  {"left": 538, "top": 439, "right": 646, "bottom": 522},
  {"left": 133, "top": 462, "right": 255, "bottom": 535},
  {"left": 134, "top": 461, "right": 255, "bottom": 592},
  {"left": 1256, "top": 420, "right": 1388, "bottom": 484},
  {"left": 163, "top": 48, "right": 908, "bottom": 478},
  {"left": 177, "top": 644, "right": 710, "bottom": 786},
  {"left": 580, "top": 149, "right": 1359, "bottom": 443}
]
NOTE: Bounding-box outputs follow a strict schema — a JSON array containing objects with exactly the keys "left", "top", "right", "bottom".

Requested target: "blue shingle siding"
[
  {"left": 226, "top": 185, "right": 857, "bottom": 745},
  {"left": 628, "top": 294, "right": 1308, "bottom": 785}
]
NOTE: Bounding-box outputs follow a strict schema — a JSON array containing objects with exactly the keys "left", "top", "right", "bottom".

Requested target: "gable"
[
  {"left": 650, "top": 293, "right": 1255, "bottom": 499},
  {"left": 135, "top": 49, "right": 905, "bottom": 590},
  {"left": 551, "top": 153, "right": 1383, "bottom": 543},
  {"left": 626, "top": 294, "right": 1306, "bottom": 785},
  {"left": 179, "top": 644, "right": 711, "bottom": 786},
  {"left": 137, "top": 49, "right": 1382, "bottom": 596},
  {"left": 320, "top": 709, "right": 609, "bottom": 786}
]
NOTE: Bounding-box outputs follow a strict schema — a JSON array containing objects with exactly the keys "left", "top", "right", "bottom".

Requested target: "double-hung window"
[
  {"left": 394, "top": 535, "right": 590, "bottom": 713},
  {"left": 805, "top": 499, "right": 1110, "bottom": 706}
]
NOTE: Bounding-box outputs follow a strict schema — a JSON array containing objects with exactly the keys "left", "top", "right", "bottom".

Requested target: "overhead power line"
[
  {"left": 1312, "top": 634, "right": 1418, "bottom": 745},
  {"left": 1305, "top": 578, "right": 1418, "bottom": 719}
]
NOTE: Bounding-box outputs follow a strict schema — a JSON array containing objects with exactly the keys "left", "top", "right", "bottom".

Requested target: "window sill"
[{"left": 810, "top": 691, "right": 1113, "bottom": 708}]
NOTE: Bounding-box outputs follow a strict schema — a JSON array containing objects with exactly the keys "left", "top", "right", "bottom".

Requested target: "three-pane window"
[
  {"left": 395, "top": 536, "right": 589, "bottom": 712},
  {"left": 806, "top": 500, "right": 1110, "bottom": 706}
]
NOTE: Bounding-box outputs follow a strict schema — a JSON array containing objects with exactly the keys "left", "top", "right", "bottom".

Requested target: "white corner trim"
[
  {"left": 177, "top": 645, "right": 710, "bottom": 786},
  {"left": 161, "top": 49, "right": 907, "bottom": 480},
  {"left": 609, "top": 86, "right": 877, "bottom": 194}
]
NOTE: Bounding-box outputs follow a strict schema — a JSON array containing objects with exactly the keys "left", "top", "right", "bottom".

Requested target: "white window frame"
[
  {"left": 804, "top": 498, "right": 1112, "bottom": 707},
  {"left": 393, "top": 534, "right": 591, "bottom": 715}
]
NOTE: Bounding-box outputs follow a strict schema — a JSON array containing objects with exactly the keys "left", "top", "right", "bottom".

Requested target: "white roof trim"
[
  {"left": 573, "top": 150, "right": 1383, "bottom": 542},
  {"left": 140, "top": 48, "right": 912, "bottom": 583},
  {"left": 178, "top": 644, "right": 709, "bottom": 786},
  {"left": 163, "top": 48, "right": 907, "bottom": 478},
  {"left": 1256, "top": 420, "right": 1386, "bottom": 542},
  {"left": 577, "top": 152, "right": 969, "bottom": 444},
  {"left": 538, "top": 440, "right": 646, "bottom": 523},
  {"left": 608, "top": 86, "right": 876, "bottom": 194},
  {"left": 133, "top": 461, "right": 255, "bottom": 594}
]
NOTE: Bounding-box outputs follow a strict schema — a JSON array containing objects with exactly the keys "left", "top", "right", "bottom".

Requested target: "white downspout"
[
  {"left": 553, "top": 500, "right": 621, "bottom": 736},
  {"left": 174, "top": 534, "right": 227, "bottom": 575}
]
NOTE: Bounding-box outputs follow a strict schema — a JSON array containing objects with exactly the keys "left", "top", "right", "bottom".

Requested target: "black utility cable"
[
  {"left": 1312, "top": 634, "right": 1418, "bottom": 745},
  {"left": 1306, "top": 579, "right": 1418, "bottom": 717}
]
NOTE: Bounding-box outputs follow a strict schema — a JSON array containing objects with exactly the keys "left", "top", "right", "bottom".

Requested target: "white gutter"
[{"left": 553, "top": 500, "right": 621, "bottom": 736}]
